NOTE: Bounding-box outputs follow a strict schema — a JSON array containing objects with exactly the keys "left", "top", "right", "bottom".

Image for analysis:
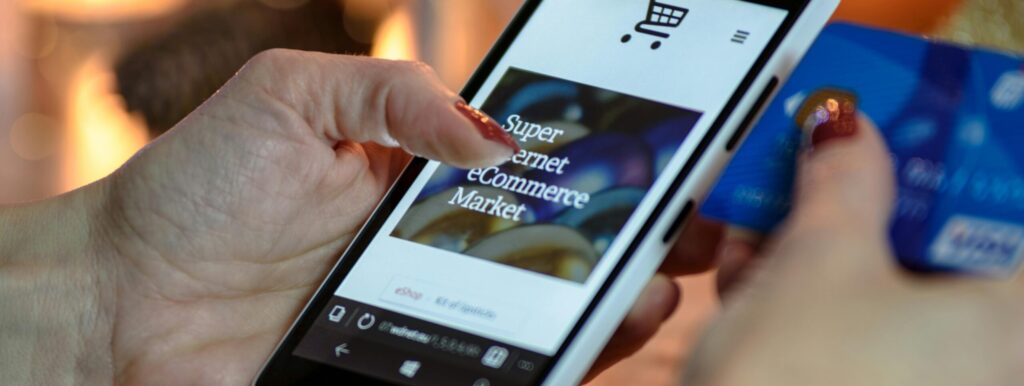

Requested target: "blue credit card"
[{"left": 702, "top": 23, "right": 1024, "bottom": 276}]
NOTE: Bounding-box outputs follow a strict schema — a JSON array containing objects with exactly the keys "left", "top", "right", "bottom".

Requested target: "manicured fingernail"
[
  {"left": 804, "top": 96, "right": 859, "bottom": 150},
  {"left": 454, "top": 101, "right": 521, "bottom": 153}
]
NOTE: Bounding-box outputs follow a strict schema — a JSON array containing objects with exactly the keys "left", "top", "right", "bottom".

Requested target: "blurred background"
[{"left": 0, "top": 0, "right": 1021, "bottom": 384}]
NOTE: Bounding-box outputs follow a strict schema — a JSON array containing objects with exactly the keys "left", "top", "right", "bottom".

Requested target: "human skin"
[
  {"left": 0, "top": 49, "right": 720, "bottom": 385},
  {"left": 9, "top": 48, "right": 1017, "bottom": 386},
  {"left": 682, "top": 110, "right": 1024, "bottom": 386}
]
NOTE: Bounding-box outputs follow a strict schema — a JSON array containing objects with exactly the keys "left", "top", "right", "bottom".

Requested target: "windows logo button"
[
  {"left": 399, "top": 360, "right": 421, "bottom": 378},
  {"left": 481, "top": 346, "right": 509, "bottom": 369}
]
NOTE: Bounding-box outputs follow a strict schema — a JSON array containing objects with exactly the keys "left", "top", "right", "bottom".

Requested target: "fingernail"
[
  {"left": 803, "top": 96, "right": 859, "bottom": 151},
  {"left": 454, "top": 101, "right": 521, "bottom": 153}
]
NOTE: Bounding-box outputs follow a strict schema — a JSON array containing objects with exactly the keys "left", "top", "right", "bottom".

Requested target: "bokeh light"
[
  {"left": 10, "top": 113, "right": 60, "bottom": 161},
  {"left": 371, "top": 6, "right": 417, "bottom": 61},
  {"left": 63, "top": 54, "right": 148, "bottom": 190},
  {"left": 21, "top": 0, "right": 188, "bottom": 23}
]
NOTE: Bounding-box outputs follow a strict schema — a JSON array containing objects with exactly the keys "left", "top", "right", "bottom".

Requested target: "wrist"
[{"left": 0, "top": 182, "right": 115, "bottom": 385}]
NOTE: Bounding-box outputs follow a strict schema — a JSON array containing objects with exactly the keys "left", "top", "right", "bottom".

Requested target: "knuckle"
[
  {"left": 402, "top": 60, "right": 436, "bottom": 75},
  {"left": 234, "top": 49, "right": 338, "bottom": 101},
  {"left": 245, "top": 48, "right": 299, "bottom": 70},
  {"left": 239, "top": 49, "right": 310, "bottom": 83},
  {"left": 373, "top": 59, "right": 442, "bottom": 114},
  {"left": 386, "top": 60, "right": 438, "bottom": 81}
]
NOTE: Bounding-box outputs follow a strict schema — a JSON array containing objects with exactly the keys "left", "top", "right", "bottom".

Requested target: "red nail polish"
[
  {"left": 809, "top": 96, "right": 859, "bottom": 149},
  {"left": 454, "top": 101, "right": 521, "bottom": 153}
]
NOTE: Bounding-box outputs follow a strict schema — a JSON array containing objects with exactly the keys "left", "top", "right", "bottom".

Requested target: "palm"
[{"left": 105, "top": 87, "right": 409, "bottom": 384}]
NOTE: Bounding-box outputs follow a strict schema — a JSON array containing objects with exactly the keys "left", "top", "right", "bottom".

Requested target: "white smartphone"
[{"left": 255, "top": 1, "right": 838, "bottom": 385}]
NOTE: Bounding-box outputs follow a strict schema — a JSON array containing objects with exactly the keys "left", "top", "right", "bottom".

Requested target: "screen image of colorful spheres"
[{"left": 394, "top": 69, "right": 701, "bottom": 283}]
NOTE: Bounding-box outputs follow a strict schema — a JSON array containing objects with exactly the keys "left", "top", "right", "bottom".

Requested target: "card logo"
[
  {"left": 930, "top": 215, "right": 1024, "bottom": 275},
  {"left": 990, "top": 70, "right": 1024, "bottom": 111},
  {"left": 620, "top": 0, "right": 689, "bottom": 50}
]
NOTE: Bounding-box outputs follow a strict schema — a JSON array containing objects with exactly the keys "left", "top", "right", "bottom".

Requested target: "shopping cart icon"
[{"left": 621, "top": 1, "right": 689, "bottom": 50}]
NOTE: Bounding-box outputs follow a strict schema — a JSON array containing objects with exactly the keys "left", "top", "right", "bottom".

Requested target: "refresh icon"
[{"left": 356, "top": 312, "right": 376, "bottom": 330}]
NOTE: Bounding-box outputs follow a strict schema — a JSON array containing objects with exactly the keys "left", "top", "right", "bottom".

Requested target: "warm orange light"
[
  {"left": 370, "top": 7, "right": 418, "bottom": 61},
  {"left": 832, "top": 0, "right": 963, "bottom": 34},
  {"left": 63, "top": 55, "right": 148, "bottom": 191},
  {"left": 21, "top": 0, "right": 187, "bottom": 23}
]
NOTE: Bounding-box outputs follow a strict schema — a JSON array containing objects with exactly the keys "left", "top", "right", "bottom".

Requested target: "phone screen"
[{"left": 289, "top": 0, "right": 789, "bottom": 384}]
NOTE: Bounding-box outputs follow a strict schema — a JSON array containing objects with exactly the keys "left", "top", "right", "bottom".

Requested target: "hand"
[
  {"left": 681, "top": 106, "right": 1024, "bottom": 385},
  {"left": 91, "top": 50, "right": 526, "bottom": 384},
  {"left": 587, "top": 216, "right": 724, "bottom": 380},
  {"left": 0, "top": 49, "right": 721, "bottom": 385}
]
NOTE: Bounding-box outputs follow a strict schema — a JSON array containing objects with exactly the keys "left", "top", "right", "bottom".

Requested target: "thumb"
[
  {"left": 789, "top": 96, "right": 895, "bottom": 235},
  {"left": 228, "top": 49, "right": 519, "bottom": 169},
  {"left": 754, "top": 96, "right": 899, "bottom": 279}
]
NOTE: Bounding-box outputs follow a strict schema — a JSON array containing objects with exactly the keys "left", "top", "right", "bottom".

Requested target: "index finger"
[{"left": 228, "top": 49, "right": 520, "bottom": 169}]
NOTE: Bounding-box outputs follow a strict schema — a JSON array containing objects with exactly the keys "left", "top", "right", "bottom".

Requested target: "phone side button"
[
  {"left": 725, "top": 76, "right": 779, "bottom": 152},
  {"left": 662, "top": 200, "right": 696, "bottom": 244}
]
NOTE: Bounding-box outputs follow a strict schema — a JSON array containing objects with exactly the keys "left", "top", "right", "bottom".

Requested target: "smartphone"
[{"left": 255, "top": 1, "right": 838, "bottom": 385}]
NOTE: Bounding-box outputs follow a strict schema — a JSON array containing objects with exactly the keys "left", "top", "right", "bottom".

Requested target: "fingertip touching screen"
[{"left": 292, "top": 1, "right": 788, "bottom": 384}]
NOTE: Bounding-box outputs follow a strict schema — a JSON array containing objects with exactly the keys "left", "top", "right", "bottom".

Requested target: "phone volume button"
[
  {"left": 726, "top": 76, "right": 779, "bottom": 152},
  {"left": 662, "top": 200, "right": 696, "bottom": 244}
]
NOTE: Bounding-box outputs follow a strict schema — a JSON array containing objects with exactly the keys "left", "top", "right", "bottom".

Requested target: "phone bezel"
[{"left": 255, "top": 0, "right": 812, "bottom": 384}]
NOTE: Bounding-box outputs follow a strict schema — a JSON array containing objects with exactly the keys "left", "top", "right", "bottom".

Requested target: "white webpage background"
[{"left": 336, "top": 0, "right": 786, "bottom": 355}]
